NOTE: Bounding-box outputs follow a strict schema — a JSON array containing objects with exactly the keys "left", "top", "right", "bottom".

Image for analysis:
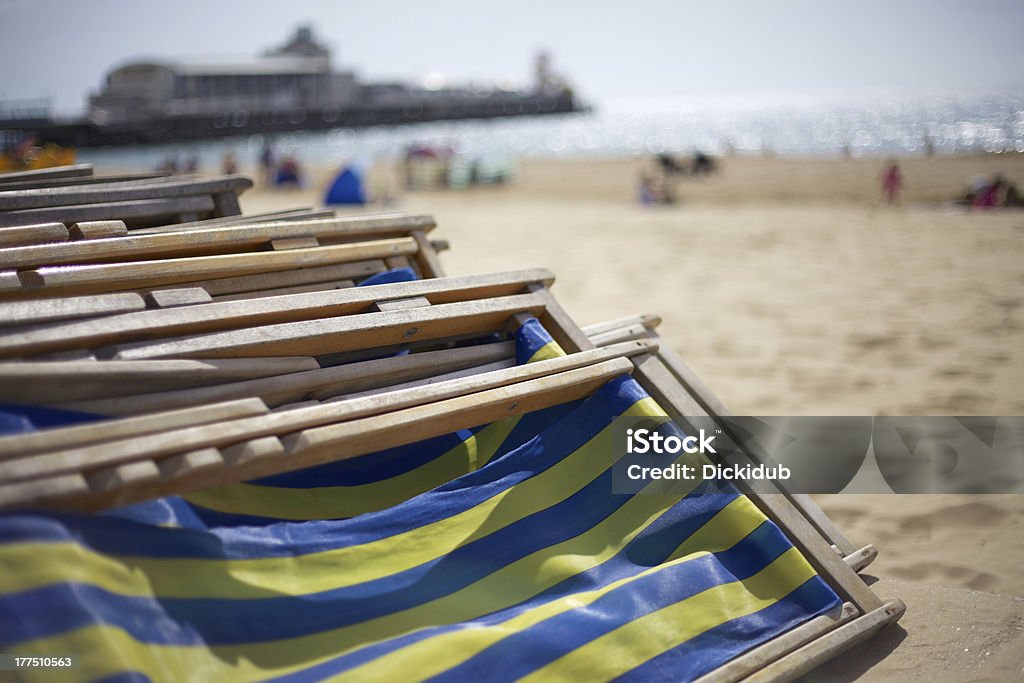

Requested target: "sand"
[{"left": 238, "top": 153, "right": 1024, "bottom": 678}]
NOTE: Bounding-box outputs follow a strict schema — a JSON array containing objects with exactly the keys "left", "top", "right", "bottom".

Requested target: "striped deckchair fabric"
[{"left": 0, "top": 320, "right": 844, "bottom": 682}]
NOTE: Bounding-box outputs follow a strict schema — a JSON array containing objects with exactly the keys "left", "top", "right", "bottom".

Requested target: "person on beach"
[
  {"left": 221, "top": 151, "right": 238, "bottom": 175},
  {"left": 880, "top": 161, "right": 903, "bottom": 205},
  {"left": 260, "top": 142, "right": 275, "bottom": 186}
]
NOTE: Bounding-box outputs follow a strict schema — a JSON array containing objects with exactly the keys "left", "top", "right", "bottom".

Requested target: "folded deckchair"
[
  {"left": 0, "top": 174, "right": 252, "bottom": 228},
  {"left": 0, "top": 310, "right": 902, "bottom": 682},
  {"left": 0, "top": 212, "right": 447, "bottom": 303}
]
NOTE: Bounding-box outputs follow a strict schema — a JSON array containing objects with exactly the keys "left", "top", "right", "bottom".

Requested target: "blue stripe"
[
  {"left": 0, "top": 479, "right": 739, "bottom": 649},
  {"left": 424, "top": 521, "right": 807, "bottom": 683},
  {"left": 613, "top": 578, "right": 840, "bottom": 683},
  {"left": 267, "top": 515, "right": 818, "bottom": 682}
]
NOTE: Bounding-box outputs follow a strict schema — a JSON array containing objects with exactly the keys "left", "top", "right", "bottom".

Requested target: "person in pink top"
[{"left": 881, "top": 160, "right": 903, "bottom": 205}]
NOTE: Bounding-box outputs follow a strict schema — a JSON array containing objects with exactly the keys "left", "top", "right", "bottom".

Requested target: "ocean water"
[{"left": 79, "top": 89, "right": 1024, "bottom": 170}]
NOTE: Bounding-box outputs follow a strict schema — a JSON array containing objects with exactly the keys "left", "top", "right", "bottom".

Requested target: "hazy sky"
[{"left": 2, "top": 0, "right": 1023, "bottom": 115}]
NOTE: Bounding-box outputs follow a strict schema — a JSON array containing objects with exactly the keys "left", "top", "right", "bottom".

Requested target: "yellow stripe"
[
  {"left": 8, "top": 536, "right": 814, "bottom": 683},
  {"left": 181, "top": 417, "right": 520, "bottom": 520},
  {"left": 526, "top": 339, "right": 565, "bottom": 363},
  {"left": 0, "top": 399, "right": 666, "bottom": 599},
  {"left": 7, "top": 446, "right": 703, "bottom": 682},
  {"left": 328, "top": 498, "right": 770, "bottom": 681},
  {"left": 669, "top": 495, "right": 769, "bottom": 561},
  {"left": 520, "top": 547, "right": 819, "bottom": 683}
]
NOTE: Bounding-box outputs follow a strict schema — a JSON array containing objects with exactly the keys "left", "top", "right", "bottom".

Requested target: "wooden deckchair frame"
[
  {"left": 0, "top": 175, "right": 251, "bottom": 228},
  {"left": 0, "top": 213, "right": 448, "bottom": 303}
]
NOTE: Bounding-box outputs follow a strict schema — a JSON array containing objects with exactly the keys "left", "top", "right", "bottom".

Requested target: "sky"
[{"left": 1, "top": 0, "right": 1023, "bottom": 116}]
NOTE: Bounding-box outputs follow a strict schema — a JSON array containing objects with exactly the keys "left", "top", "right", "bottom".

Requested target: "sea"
[{"left": 78, "top": 89, "right": 1024, "bottom": 171}]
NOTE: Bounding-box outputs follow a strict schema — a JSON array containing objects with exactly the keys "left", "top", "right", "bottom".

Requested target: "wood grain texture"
[
  {"left": 110, "top": 293, "right": 546, "bottom": 359},
  {"left": 0, "top": 269, "right": 553, "bottom": 357},
  {"left": 64, "top": 342, "right": 518, "bottom": 415},
  {"left": 0, "top": 196, "right": 216, "bottom": 228},
  {"left": 0, "top": 357, "right": 319, "bottom": 403},
  {"left": 0, "top": 223, "right": 69, "bottom": 248},
  {"left": 68, "top": 221, "right": 129, "bottom": 240},
  {"left": 0, "top": 292, "right": 144, "bottom": 326},
  {"left": 0, "top": 214, "right": 436, "bottom": 269},
  {"left": 4, "top": 238, "right": 416, "bottom": 299},
  {"left": 0, "top": 397, "right": 268, "bottom": 460},
  {"left": 0, "top": 175, "right": 252, "bottom": 211}
]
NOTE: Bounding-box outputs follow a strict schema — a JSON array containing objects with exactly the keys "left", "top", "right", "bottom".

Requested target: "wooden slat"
[
  {"left": 287, "top": 359, "right": 633, "bottom": 465},
  {"left": 0, "top": 269, "right": 554, "bottom": 357},
  {"left": 212, "top": 279, "right": 354, "bottom": 302},
  {"left": 0, "top": 196, "right": 216, "bottom": 228},
  {"left": 0, "top": 175, "right": 252, "bottom": 211},
  {"left": 63, "top": 342, "right": 518, "bottom": 415},
  {"left": 5, "top": 238, "right": 417, "bottom": 299},
  {"left": 110, "top": 293, "right": 546, "bottom": 359},
  {"left": 271, "top": 236, "right": 319, "bottom": 250},
  {"left": 0, "top": 164, "right": 92, "bottom": 184},
  {"left": 0, "top": 223, "right": 69, "bottom": 248},
  {"left": 0, "top": 173, "right": 168, "bottom": 193},
  {"left": 410, "top": 229, "right": 445, "bottom": 277},
  {"left": 373, "top": 295, "right": 431, "bottom": 312},
  {"left": 692, "top": 603, "right": 858, "bottom": 683},
  {"left": 0, "top": 292, "right": 145, "bottom": 326},
  {"left": 741, "top": 601, "right": 906, "bottom": 683},
  {"left": 144, "top": 288, "right": 213, "bottom": 309},
  {"left": 582, "top": 313, "right": 662, "bottom": 337},
  {"left": 173, "top": 261, "right": 383, "bottom": 297},
  {"left": 0, "top": 214, "right": 437, "bottom": 270},
  {"left": 0, "top": 357, "right": 319, "bottom": 403},
  {"left": 130, "top": 208, "right": 334, "bottom": 234},
  {"left": 68, "top": 221, "right": 129, "bottom": 240},
  {"left": 0, "top": 397, "right": 268, "bottom": 460}
]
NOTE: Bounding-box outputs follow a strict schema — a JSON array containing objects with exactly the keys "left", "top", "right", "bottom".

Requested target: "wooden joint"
[{"left": 372, "top": 295, "right": 431, "bottom": 313}]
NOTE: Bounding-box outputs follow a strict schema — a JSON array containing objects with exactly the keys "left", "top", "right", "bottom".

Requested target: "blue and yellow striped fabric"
[{"left": 0, "top": 320, "right": 841, "bottom": 682}]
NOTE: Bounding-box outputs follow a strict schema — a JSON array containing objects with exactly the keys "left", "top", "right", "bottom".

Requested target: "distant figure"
[
  {"left": 656, "top": 153, "right": 688, "bottom": 176},
  {"left": 923, "top": 134, "right": 935, "bottom": 157},
  {"left": 221, "top": 151, "right": 238, "bottom": 175},
  {"left": 692, "top": 151, "right": 716, "bottom": 176},
  {"left": 184, "top": 154, "right": 200, "bottom": 174},
  {"left": 157, "top": 155, "right": 179, "bottom": 175},
  {"left": 972, "top": 174, "right": 1009, "bottom": 209},
  {"left": 638, "top": 157, "right": 678, "bottom": 205},
  {"left": 260, "top": 143, "right": 276, "bottom": 185},
  {"left": 275, "top": 154, "right": 302, "bottom": 186},
  {"left": 880, "top": 161, "right": 903, "bottom": 205}
]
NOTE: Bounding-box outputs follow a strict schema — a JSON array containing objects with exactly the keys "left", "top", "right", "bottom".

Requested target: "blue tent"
[{"left": 325, "top": 166, "right": 366, "bottom": 205}]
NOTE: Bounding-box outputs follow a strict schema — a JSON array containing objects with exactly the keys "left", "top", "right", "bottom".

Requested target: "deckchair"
[
  {"left": 0, "top": 213, "right": 447, "bottom": 302},
  {"left": 0, "top": 302, "right": 903, "bottom": 681},
  {"left": 0, "top": 174, "right": 252, "bottom": 228}
]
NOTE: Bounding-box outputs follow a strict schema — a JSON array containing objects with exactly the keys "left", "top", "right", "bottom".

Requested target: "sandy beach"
[{"left": 239, "top": 153, "right": 1024, "bottom": 606}]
